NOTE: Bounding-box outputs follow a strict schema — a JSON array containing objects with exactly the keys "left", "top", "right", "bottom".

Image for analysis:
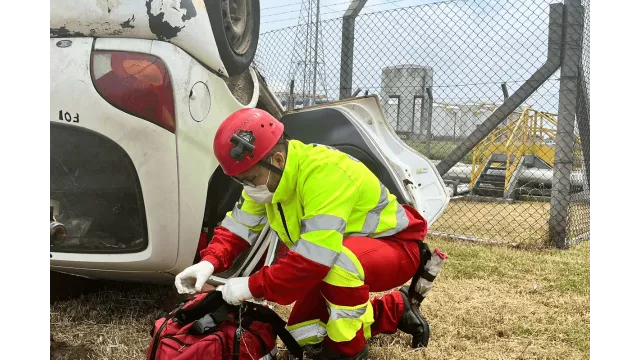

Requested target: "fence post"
[
  {"left": 435, "top": 3, "right": 564, "bottom": 176},
  {"left": 424, "top": 87, "right": 433, "bottom": 157},
  {"left": 576, "top": 70, "right": 590, "bottom": 186},
  {"left": 549, "top": 0, "right": 584, "bottom": 249},
  {"left": 339, "top": 0, "right": 367, "bottom": 100},
  {"left": 501, "top": 83, "right": 509, "bottom": 102},
  {"left": 288, "top": 80, "right": 295, "bottom": 111}
]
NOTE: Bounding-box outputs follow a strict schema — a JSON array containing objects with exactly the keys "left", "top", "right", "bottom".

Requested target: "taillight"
[{"left": 90, "top": 51, "right": 176, "bottom": 133}]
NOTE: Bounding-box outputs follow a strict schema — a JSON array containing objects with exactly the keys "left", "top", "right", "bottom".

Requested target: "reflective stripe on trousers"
[{"left": 286, "top": 245, "right": 375, "bottom": 345}]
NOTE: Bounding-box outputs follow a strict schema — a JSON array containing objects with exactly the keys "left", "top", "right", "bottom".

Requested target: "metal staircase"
[
  {"left": 471, "top": 154, "right": 508, "bottom": 197},
  {"left": 469, "top": 107, "right": 583, "bottom": 200}
]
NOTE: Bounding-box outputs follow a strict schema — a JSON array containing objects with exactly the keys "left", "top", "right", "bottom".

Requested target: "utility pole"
[{"left": 288, "top": 0, "right": 328, "bottom": 108}]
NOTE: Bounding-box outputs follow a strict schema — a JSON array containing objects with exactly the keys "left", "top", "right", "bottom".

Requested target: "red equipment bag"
[{"left": 146, "top": 290, "right": 303, "bottom": 360}]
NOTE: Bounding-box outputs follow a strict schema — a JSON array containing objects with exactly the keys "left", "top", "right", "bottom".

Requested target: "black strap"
[
  {"left": 175, "top": 291, "right": 231, "bottom": 326},
  {"left": 209, "top": 303, "right": 235, "bottom": 324},
  {"left": 243, "top": 303, "right": 304, "bottom": 359},
  {"left": 149, "top": 301, "right": 190, "bottom": 360},
  {"left": 420, "top": 269, "right": 436, "bottom": 282},
  {"left": 233, "top": 327, "right": 242, "bottom": 360},
  {"left": 408, "top": 241, "right": 431, "bottom": 301}
]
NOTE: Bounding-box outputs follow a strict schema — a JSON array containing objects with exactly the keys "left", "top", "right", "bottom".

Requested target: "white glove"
[
  {"left": 219, "top": 277, "right": 254, "bottom": 305},
  {"left": 174, "top": 261, "right": 215, "bottom": 294}
]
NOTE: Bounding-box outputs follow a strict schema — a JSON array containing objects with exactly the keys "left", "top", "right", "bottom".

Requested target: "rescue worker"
[{"left": 175, "top": 108, "right": 430, "bottom": 360}]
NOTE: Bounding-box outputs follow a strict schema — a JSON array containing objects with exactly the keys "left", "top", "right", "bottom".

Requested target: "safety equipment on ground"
[
  {"left": 174, "top": 261, "right": 215, "bottom": 295},
  {"left": 219, "top": 277, "right": 254, "bottom": 305},
  {"left": 213, "top": 108, "right": 285, "bottom": 176},
  {"left": 146, "top": 290, "right": 304, "bottom": 360}
]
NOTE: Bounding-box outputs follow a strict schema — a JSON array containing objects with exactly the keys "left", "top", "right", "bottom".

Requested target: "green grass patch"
[{"left": 406, "top": 140, "right": 473, "bottom": 163}]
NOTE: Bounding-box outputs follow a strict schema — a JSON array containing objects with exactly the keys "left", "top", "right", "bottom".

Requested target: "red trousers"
[{"left": 287, "top": 208, "right": 424, "bottom": 356}]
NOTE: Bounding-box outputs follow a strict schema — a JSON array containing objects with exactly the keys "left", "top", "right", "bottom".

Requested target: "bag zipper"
[
  {"left": 149, "top": 317, "right": 171, "bottom": 360},
  {"left": 149, "top": 302, "right": 188, "bottom": 360},
  {"left": 276, "top": 203, "right": 293, "bottom": 244},
  {"left": 163, "top": 336, "right": 192, "bottom": 352},
  {"left": 161, "top": 333, "right": 227, "bottom": 355}
]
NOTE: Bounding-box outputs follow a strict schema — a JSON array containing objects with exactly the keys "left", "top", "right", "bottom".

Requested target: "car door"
[{"left": 207, "top": 95, "right": 449, "bottom": 286}]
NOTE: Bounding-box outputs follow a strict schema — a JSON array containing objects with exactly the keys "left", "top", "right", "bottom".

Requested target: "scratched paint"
[
  {"left": 120, "top": 14, "right": 136, "bottom": 28},
  {"left": 50, "top": 26, "right": 85, "bottom": 37},
  {"left": 50, "top": 0, "right": 226, "bottom": 76},
  {"left": 145, "top": 0, "right": 197, "bottom": 41}
]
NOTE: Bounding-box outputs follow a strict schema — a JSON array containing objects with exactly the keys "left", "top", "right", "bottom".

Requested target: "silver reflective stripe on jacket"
[{"left": 221, "top": 216, "right": 259, "bottom": 245}]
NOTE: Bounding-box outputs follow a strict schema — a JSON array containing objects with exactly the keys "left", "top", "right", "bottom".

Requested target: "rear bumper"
[{"left": 51, "top": 266, "right": 176, "bottom": 285}]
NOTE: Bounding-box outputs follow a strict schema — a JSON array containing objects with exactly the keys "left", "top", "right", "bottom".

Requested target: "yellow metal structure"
[{"left": 470, "top": 107, "right": 582, "bottom": 195}]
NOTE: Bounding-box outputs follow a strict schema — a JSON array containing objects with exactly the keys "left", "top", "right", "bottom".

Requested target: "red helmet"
[{"left": 213, "top": 108, "right": 285, "bottom": 176}]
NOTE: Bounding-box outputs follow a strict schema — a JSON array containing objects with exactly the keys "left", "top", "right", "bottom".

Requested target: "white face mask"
[
  {"left": 243, "top": 159, "right": 275, "bottom": 204},
  {"left": 244, "top": 183, "right": 274, "bottom": 204}
]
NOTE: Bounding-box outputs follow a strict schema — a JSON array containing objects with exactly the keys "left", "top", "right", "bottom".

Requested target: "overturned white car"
[{"left": 50, "top": 0, "right": 449, "bottom": 286}]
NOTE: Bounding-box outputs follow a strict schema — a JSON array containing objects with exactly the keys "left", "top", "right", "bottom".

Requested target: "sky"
[{"left": 254, "top": 0, "right": 589, "bottom": 118}]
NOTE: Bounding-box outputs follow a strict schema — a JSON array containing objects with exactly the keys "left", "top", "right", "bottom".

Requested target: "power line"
[
  {"left": 261, "top": 0, "right": 449, "bottom": 25},
  {"left": 262, "top": 1, "right": 303, "bottom": 11},
  {"left": 262, "top": 0, "right": 418, "bottom": 19}
]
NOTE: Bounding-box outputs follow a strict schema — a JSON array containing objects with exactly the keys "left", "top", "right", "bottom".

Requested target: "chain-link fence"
[{"left": 254, "top": 0, "right": 590, "bottom": 248}]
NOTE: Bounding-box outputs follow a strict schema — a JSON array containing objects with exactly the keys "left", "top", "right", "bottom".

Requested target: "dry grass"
[
  {"left": 430, "top": 200, "right": 553, "bottom": 245},
  {"left": 50, "top": 237, "right": 589, "bottom": 360},
  {"left": 430, "top": 200, "right": 590, "bottom": 246}
]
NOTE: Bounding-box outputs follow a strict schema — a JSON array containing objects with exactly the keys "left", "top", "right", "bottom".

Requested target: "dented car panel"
[{"left": 50, "top": 0, "right": 228, "bottom": 77}]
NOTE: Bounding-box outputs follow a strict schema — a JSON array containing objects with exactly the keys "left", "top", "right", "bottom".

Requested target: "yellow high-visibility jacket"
[{"left": 212, "top": 139, "right": 414, "bottom": 304}]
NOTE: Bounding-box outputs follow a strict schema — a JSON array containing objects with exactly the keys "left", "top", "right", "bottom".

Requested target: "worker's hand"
[
  {"left": 174, "top": 261, "right": 215, "bottom": 294},
  {"left": 219, "top": 277, "right": 254, "bottom": 305}
]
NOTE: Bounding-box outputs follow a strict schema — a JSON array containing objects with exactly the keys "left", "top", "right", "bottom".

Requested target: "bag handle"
[
  {"left": 175, "top": 291, "right": 228, "bottom": 326},
  {"left": 242, "top": 303, "right": 304, "bottom": 360}
]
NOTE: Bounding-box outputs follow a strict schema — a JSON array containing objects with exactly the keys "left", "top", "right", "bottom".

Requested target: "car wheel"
[{"left": 206, "top": 0, "right": 260, "bottom": 77}]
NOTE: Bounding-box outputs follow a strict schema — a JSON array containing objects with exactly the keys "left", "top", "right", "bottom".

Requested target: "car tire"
[{"left": 205, "top": 0, "right": 260, "bottom": 77}]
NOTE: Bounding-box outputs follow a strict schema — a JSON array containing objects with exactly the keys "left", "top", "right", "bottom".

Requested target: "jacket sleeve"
[
  {"left": 200, "top": 190, "right": 267, "bottom": 272},
  {"left": 248, "top": 163, "right": 358, "bottom": 304}
]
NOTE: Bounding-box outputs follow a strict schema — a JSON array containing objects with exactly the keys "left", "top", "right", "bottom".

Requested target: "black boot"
[
  {"left": 308, "top": 345, "right": 369, "bottom": 360},
  {"left": 397, "top": 286, "right": 430, "bottom": 348}
]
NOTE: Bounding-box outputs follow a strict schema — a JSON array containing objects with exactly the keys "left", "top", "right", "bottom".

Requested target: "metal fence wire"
[{"left": 254, "top": 0, "right": 590, "bottom": 248}]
